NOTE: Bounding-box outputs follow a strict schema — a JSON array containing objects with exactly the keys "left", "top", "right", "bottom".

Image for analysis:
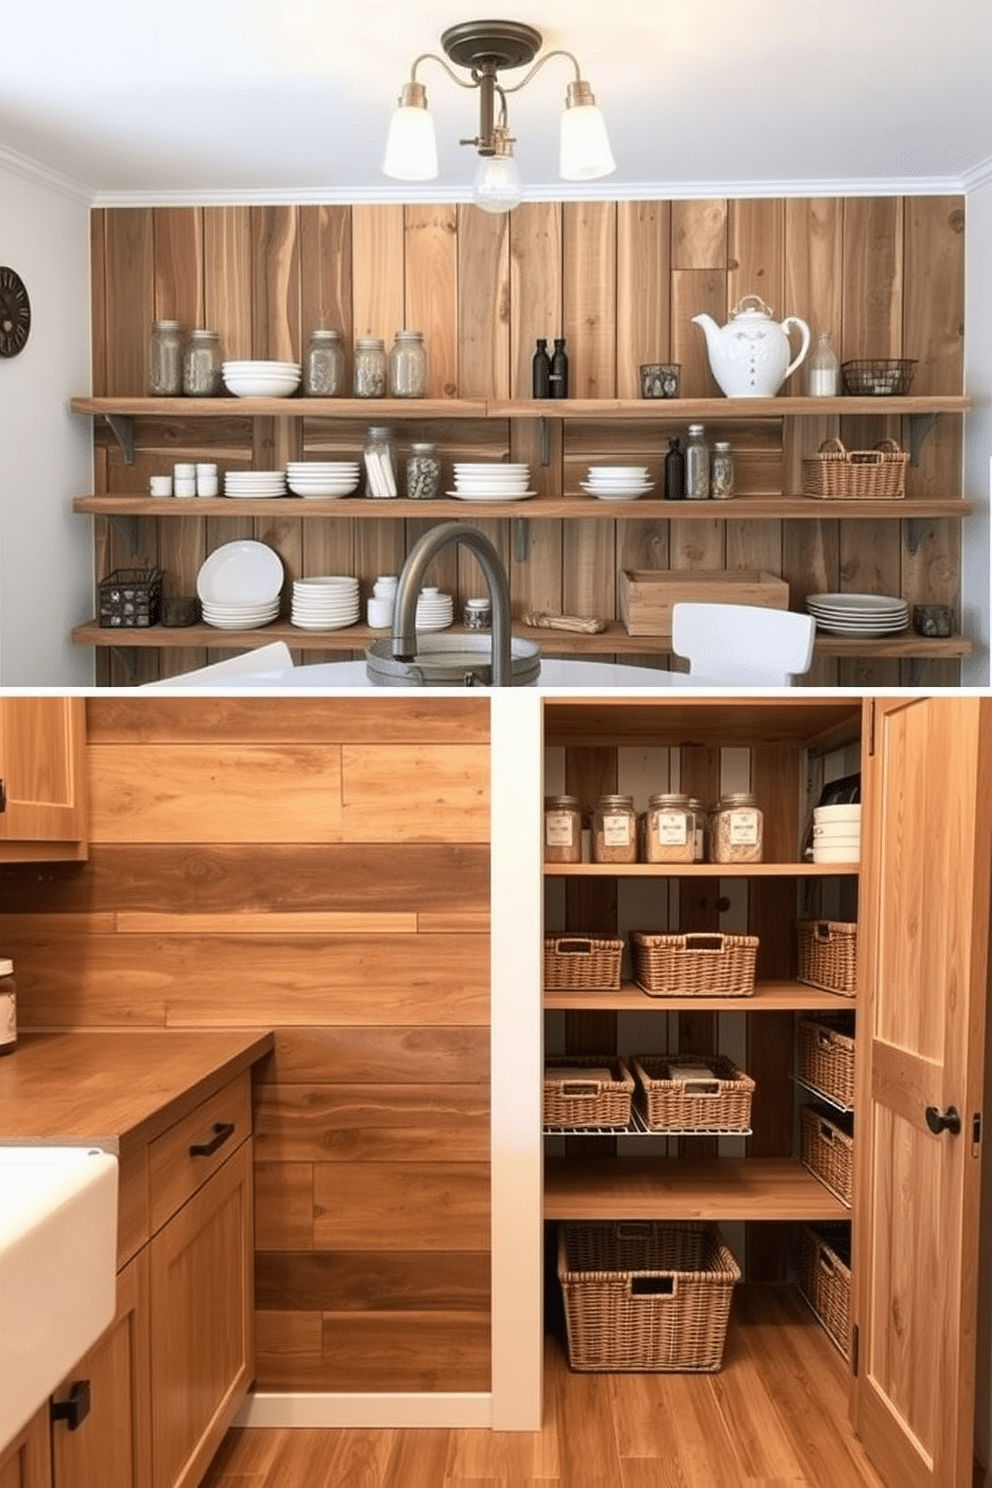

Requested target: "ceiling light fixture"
[{"left": 382, "top": 19, "right": 616, "bottom": 215}]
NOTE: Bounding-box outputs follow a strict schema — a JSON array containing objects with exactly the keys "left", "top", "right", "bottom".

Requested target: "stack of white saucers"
[
  {"left": 196, "top": 540, "right": 284, "bottom": 629},
  {"left": 805, "top": 593, "right": 908, "bottom": 636},
  {"left": 449, "top": 463, "right": 534, "bottom": 502},
  {"left": 286, "top": 461, "right": 361, "bottom": 498},
  {"left": 812, "top": 804, "right": 861, "bottom": 864},
  {"left": 222, "top": 360, "right": 301, "bottom": 398},
  {"left": 581, "top": 465, "right": 654, "bottom": 500},
  {"left": 415, "top": 586, "right": 454, "bottom": 631},
  {"left": 223, "top": 470, "right": 287, "bottom": 498},
  {"left": 290, "top": 576, "right": 360, "bottom": 631}
]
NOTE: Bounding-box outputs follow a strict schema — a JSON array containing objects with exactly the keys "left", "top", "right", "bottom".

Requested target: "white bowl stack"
[
  {"left": 223, "top": 469, "right": 286, "bottom": 498},
  {"left": 450, "top": 463, "right": 533, "bottom": 501},
  {"left": 415, "top": 586, "right": 454, "bottom": 631},
  {"left": 286, "top": 462, "right": 361, "bottom": 498},
  {"left": 581, "top": 465, "right": 654, "bottom": 500},
  {"left": 196, "top": 540, "right": 284, "bottom": 629},
  {"left": 812, "top": 804, "right": 861, "bottom": 863},
  {"left": 222, "top": 360, "right": 302, "bottom": 398},
  {"left": 290, "top": 576, "right": 360, "bottom": 631}
]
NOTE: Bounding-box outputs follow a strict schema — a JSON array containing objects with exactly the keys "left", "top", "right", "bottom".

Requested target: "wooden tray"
[{"left": 619, "top": 569, "right": 790, "bottom": 637}]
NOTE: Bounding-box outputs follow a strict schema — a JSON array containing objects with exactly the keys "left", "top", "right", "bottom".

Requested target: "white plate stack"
[
  {"left": 415, "top": 586, "right": 454, "bottom": 631},
  {"left": 805, "top": 593, "right": 908, "bottom": 636},
  {"left": 449, "top": 463, "right": 533, "bottom": 501},
  {"left": 290, "top": 576, "right": 360, "bottom": 631},
  {"left": 221, "top": 360, "right": 301, "bottom": 398},
  {"left": 286, "top": 462, "right": 361, "bottom": 498},
  {"left": 812, "top": 804, "right": 861, "bottom": 864},
  {"left": 223, "top": 469, "right": 287, "bottom": 498},
  {"left": 581, "top": 465, "right": 654, "bottom": 500},
  {"left": 196, "top": 540, "right": 284, "bottom": 629}
]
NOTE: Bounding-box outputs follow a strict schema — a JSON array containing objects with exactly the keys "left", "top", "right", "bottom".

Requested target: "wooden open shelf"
[
  {"left": 544, "top": 1157, "right": 850, "bottom": 1221},
  {"left": 544, "top": 980, "right": 856, "bottom": 1013}
]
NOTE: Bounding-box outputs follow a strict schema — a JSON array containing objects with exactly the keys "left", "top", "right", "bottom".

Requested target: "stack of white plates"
[
  {"left": 581, "top": 465, "right": 654, "bottom": 500},
  {"left": 415, "top": 587, "right": 454, "bottom": 631},
  {"left": 286, "top": 462, "right": 361, "bottom": 498},
  {"left": 449, "top": 463, "right": 534, "bottom": 502},
  {"left": 196, "top": 540, "right": 284, "bottom": 629},
  {"left": 812, "top": 804, "right": 861, "bottom": 864},
  {"left": 805, "top": 593, "right": 909, "bottom": 636},
  {"left": 223, "top": 470, "right": 287, "bottom": 498},
  {"left": 290, "top": 576, "right": 360, "bottom": 631},
  {"left": 222, "top": 360, "right": 301, "bottom": 398}
]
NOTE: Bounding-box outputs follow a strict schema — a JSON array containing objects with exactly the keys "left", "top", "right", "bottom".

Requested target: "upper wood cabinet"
[{"left": 0, "top": 698, "right": 88, "bottom": 861}]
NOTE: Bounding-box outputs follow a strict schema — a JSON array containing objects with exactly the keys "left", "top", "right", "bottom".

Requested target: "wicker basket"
[
  {"left": 98, "top": 567, "right": 164, "bottom": 628},
  {"left": 802, "top": 438, "right": 908, "bottom": 501},
  {"left": 841, "top": 358, "right": 917, "bottom": 396},
  {"left": 800, "top": 1104, "right": 854, "bottom": 1207},
  {"left": 544, "top": 935, "right": 624, "bottom": 990},
  {"left": 797, "top": 1013, "right": 856, "bottom": 1108},
  {"left": 632, "top": 1055, "right": 755, "bottom": 1131},
  {"left": 797, "top": 919, "right": 858, "bottom": 997},
  {"left": 544, "top": 1055, "right": 635, "bottom": 1129},
  {"left": 630, "top": 931, "right": 758, "bottom": 999},
  {"left": 558, "top": 1220, "right": 740, "bottom": 1372},
  {"left": 797, "top": 1222, "right": 852, "bottom": 1359}
]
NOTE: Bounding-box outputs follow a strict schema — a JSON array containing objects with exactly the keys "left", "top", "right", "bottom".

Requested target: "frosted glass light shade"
[
  {"left": 473, "top": 152, "right": 523, "bottom": 214},
  {"left": 559, "top": 94, "right": 616, "bottom": 181},
  {"left": 383, "top": 90, "right": 439, "bottom": 181}
]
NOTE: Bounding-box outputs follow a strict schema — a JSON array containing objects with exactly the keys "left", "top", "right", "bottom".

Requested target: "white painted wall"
[
  {"left": 0, "top": 158, "right": 93, "bottom": 686},
  {"left": 963, "top": 179, "right": 992, "bottom": 686}
]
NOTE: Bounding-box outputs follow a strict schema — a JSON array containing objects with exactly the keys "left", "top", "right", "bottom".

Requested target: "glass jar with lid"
[
  {"left": 354, "top": 337, "right": 387, "bottom": 398},
  {"left": 304, "top": 329, "right": 345, "bottom": 396},
  {"left": 710, "top": 441, "right": 734, "bottom": 500},
  {"left": 709, "top": 792, "right": 764, "bottom": 863},
  {"left": 182, "top": 329, "right": 223, "bottom": 397},
  {"left": 148, "top": 319, "right": 183, "bottom": 396},
  {"left": 644, "top": 792, "right": 695, "bottom": 863},
  {"left": 685, "top": 422, "right": 710, "bottom": 500},
  {"left": 406, "top": 442, "right": 441, "bottom": 500},
  {"left": 592, "top": 794, "right": 637, "bottom": 863},
  {"left": 544, "top": 795, "right": 582, "bottom": 864},
  {"left": 363, "top": 425, "right": 397, "bottom": 498},
  {"left": 389, "top": 330, "right": 427, "bottom": 398}
]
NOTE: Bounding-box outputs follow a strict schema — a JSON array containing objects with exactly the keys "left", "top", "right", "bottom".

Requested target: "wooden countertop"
[{"left": 0, "top": 1030, "right": 274, "bottom": 1152}]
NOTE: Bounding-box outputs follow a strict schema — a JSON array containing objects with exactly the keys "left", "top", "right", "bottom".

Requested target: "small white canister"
[{"left": 0, "top": 959, "right": 16, "bottom": 1054}]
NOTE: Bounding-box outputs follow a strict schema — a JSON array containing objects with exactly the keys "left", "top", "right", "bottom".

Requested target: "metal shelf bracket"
[
  {"left": 513, "top": 516, "right": 530, "bottom": 563},
  {"left": 907, "top": 412, "right": 939, "bottom": 467},
  {"left": 109, "top": 646, "right": 138, "bottom": 685},
  {"left": 107, "top": 514, "right": 140, "bottom": 554},
  {"left": 104, "top": 413, "right": 135, "bottom": 466}
]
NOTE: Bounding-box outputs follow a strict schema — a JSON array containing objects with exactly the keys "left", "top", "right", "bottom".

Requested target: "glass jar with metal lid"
[
  {"left": 709, "top": 792, "right": 764, "bottom": 863},
  {"left": 354, "top": 337, "right": 387, "bottom": 397},
  {"left": 406, "top": 442, "right": 441, "bottom": 499},
  {"left": 304, "top": 328, "right": 346, "bottom": 396},
  {"left": 644, "top": 792, "right": 695, "bottom": 863},
  {"left": 148, "top": 319, "right": 183, "bottom": 396},
  {"left": 389, "top": 330, "right": 427, "bottom": 398},
  {"left": 182, "top": 329, "right": 223, "bottom": 396},
  {"left": 544, "top": 795, "right": 582, "bottom": 864},
  {"left": 592, "top": 794, "right": 637, "bottom": 863}
]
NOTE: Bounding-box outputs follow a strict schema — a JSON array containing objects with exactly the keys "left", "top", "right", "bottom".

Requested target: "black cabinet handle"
[
  {"left": 925, "top": 1105, "right": 961, "bottom": 1136},
  {"left": 0, "top": 778, "right": 6, "bottom": 814},
  {"left": 189, "top": 1120, "right": 235, "bottom": 1157},
  {"left": 51, "top": 1379, "right": 91, "bottom": 1431}
]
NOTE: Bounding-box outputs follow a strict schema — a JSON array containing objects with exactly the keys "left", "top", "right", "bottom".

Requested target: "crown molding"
[
  {"left": 0, "top": 142, "right": 93, "bottom": 204},
  {"left": 960, "top": 155, "right": 992, "bottom": 193}
]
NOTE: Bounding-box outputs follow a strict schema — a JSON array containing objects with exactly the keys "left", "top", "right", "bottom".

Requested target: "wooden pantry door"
[{"left": 854, "top": 697, "right": 992, "bottom": 1488}]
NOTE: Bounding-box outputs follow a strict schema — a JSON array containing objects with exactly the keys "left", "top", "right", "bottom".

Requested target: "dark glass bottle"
[
  {"left": 532, "top": 338, "right": 551, "bottom": 398},
  {"left": 550, "top": 337, "right": 569, "bottom": 399},
  {"left": 664, "top": 436, "right": 685, "bottom": 500}
]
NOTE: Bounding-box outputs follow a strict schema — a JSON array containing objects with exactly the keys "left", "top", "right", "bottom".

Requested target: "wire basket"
[
  {"left": 558, "top": 1220, "right": 741, "bottom": 1372},
  {"left": 544, "top": 935, "right": 624, "bottom": 990},
  {"left": 841, "top": 358, "right": 917, "bottom": 396},
  {"left": 800, "top": 1104, "right": 854, "bottom": 1207},
  {"left": 797, "top": 1222, "right": 851, "bottom": 1359},
  {"left": 631, "top": 1055, "right": 755, "bottom": 1131},
  {"left": 802, "top": 439, "right": 907, "bottom": 500},
  {"left": 98, "top": 568, "right": 164, "bottom": 628},
  {"left": 544, "top": 1055, "right": 635, "bottom": 1129},
  {"left": 797, "top": 1013, "right": 856, "bottom": 1108},
  {"left": 630, "top": 931, "right": 758, "bottom": 998},
  {"left": 797, "top": 919, "right": 858, "bottom": 997}
]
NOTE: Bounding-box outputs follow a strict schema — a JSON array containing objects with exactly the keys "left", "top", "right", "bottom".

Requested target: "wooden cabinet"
[
  {"left": 0, "top": 698, "right": 87, "bottom": 861},
  {"left": 0, "top": 1410, "right": 50, "bottom": 1488}
]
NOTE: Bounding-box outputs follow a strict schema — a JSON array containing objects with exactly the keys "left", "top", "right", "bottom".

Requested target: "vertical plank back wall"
[
  {"left": 0, "top": 697, "right": 492, "bottom": 1394},
  {"left": 89, "top": 197, "right": 964, "bottom": 686}
]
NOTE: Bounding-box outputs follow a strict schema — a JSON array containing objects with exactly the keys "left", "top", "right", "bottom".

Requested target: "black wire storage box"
[
  {"left": 98, "top": 567, "right": 164, "bottom": 628},
  {"left": 840, "top": 358, "right": 917, "bottom": 396},
  {"left": 544, "top": 1055, "right": 635, "bottom": 1129},
  {"left": 630, "top": 931, "right": 758, "bottom": 998},
  {"left": 800, "top": 1104, "right": 854, "bottom": 1207},
  {"left": 558, "top": 1220, "right": 741, "bottom": 1372},
  {"left": 796, "top": 919, "right": 858, "bottom": 997},
  {"left": 797, "top": 1012, "right": 856, "bottom": 1108},
  {"left": 631, "top": 1055, "right": 755, "bottom": 1132},
  {"left": 544, "top": 935, "right": 624, "bottom": 990},
  {"left": 797, "top": 1221, "right": 852, "bottom": 1360}
]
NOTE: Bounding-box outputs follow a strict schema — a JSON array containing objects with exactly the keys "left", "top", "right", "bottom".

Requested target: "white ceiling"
[{"left": 4, "top": 0, "right": 991, "bottom": 203}]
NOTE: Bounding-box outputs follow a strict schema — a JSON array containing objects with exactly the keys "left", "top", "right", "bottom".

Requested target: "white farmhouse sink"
[{"left": 0, "top": 1146, "right": 118, "bottom": 1453}]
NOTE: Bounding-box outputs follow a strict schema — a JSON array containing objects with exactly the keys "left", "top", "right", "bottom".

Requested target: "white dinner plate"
[
  {"left": 448, "top": 490, "right": 536, "bottom": 501},
  {"left": 197, "top": 541, "right": 284, "bottom": 605}
]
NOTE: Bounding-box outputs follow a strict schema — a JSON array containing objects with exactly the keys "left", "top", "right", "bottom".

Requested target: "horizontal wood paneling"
[
  {"left": 254, "top": 1250, "right": 490, "bottom": 1311},
  {"left": 84, "top": 696, "right": 490, "bottom": 745},
  {"left": 313, "top": 1163, "right": 490, "bottom": 1251},
  {"left": 255, "top": 1310, "right": 491, "bottom": 1392},
  {"left": 254, "top": 1084, "right": 489, "bottom": 1163}
]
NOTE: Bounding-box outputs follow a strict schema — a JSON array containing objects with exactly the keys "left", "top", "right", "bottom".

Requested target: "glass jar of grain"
[
  {"left": 709, "top": 792, "right": 764, "bottom": 863},
  {"left": 644, "top": 792, "right": 695, "bottom": 863},
  {"left": 592, "top": 794, "right": 637, "bottom": 864},
  {"left": 544, "top": 795, "right": 582, "bottom": 864}
]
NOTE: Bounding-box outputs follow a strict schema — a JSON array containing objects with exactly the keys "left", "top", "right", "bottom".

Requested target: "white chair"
[{"left": 670, "top": 603, "right": 816, "bottom": 687}]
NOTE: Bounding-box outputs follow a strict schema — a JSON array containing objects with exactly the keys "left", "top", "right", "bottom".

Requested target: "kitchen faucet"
[{"left": 391, "top": 522, "right": 512, "bottom": 686}]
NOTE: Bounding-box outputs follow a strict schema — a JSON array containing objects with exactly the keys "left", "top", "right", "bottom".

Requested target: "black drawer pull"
[
  {"left": 189, "top": 1120, "right": 236, "bottom": 1157},
  {"left": 51, "top": 1379, "right": 91, "bottom": 1431}
]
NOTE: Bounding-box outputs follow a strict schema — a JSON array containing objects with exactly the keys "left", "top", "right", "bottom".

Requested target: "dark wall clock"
[{"left": 0, "top": 267, "right": 31, "bottom": 358}]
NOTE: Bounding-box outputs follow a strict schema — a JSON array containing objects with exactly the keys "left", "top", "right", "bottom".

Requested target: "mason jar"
[
  {"left": 710, "top": 792, "right": 764, "bottom": 864},
  {"left": 148, "top": 319, "right": 183, "bottom": 396},
  {"left": 182, "top": 329, "right": 223, "bottom": 397},
  {"left": 685, "top": 422, "right": 710, "bottom": 500},
  {"left": 363, "top": 425, "right": 397, "bottom": 498},
  {"left": 304, "top": 329, "right": 346, "bottom": 396},
  {"left": 389, "top": 330, "right": 427, "bottom": 398},
  {"left": 406, "top": 442, "right": 441, "bottom": 500},
  {"left": 354, "top": 337, "right": 387, "bottom": 398},
  {"left": 592, "top": 794, "right": 637, "bottom": 864},
  {"left": 544, "top": 794, "right": 582, "bottom": 864},
  {"left": 644, "top": 792, "right": 695, "bottom": 863},
  {"left": 710, "top": 441, "right": 735, "bottom": 499}
]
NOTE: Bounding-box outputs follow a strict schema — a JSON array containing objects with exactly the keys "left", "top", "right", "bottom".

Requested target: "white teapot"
[{"left": 693, "top": 295, "right": 810, "bottom": 398}]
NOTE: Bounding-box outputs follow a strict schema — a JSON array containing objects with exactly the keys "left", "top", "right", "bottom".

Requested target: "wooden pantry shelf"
[
  {"left": 543, "top": 1156, "right": 849, "bottom": 1222},
  {"left": 544, "top": 980, "right": 856, "bottom": 1013},
  {"left": 545, "top": 861, "right": 857, "bottom": 878}
]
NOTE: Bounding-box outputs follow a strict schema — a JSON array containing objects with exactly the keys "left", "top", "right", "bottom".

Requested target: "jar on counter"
[
  {"left": 363, "top": 425, "right": 397, "bottom": 498},
  {"left": 304, "top": 329, "right": 346, "bottom": 396},
  {"left": 464, "top": 597, "right": 492, "bottom": 630},
  {"left": 710, "top": 441, "right": 735, "bottom": 500},
  {"left": 592, "top": 794, "right": 637, "bottom": 864},
  {"left": 709, "top": 792, "right": 764, "bottom": 864},
  {"left": 354, "top": 337, "right": 387, "bottom": 398},
  {"left": 544, "top": 795, "right": 582, "bottom": 864},
  {"left": 148, "top": 319, "right": 183, "bottom": 396},
  {"left": 644, "top": 792, "right": 695, "bottom": 863},
  {"left": 685, "top": 423, "right": 710, "bottom": 500},
  {"left": 389, "top": 330, "right": 427, "bottom": 398},
  {"left": 0, "top": 959, "right": 16, "bottom": 1054},
  {"left": 182, "top": 329, "right": 223, "bottom": 396},
  {"left": 406, "top": 442, "right": 441, "bottom": 500}
]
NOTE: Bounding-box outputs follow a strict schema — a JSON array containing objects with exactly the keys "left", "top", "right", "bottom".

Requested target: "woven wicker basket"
[
  {"left": 558, "top": 1220, "right": 740, "bottom": 1372},
  {"left": 797, "top": 1013, "right": 856, "bottom": 1108},
  {"left": 797, "top": 919, "right": 858, "bottom": 997},
  {"left": 544, "top": 935, "right": 624, "bottom": 990},
  {"left": 800, "top": 1104, "right": 854, "bottom": 1207},
  {"left": 632, "top": 1055, "right": 755, "bottom": 1131},
  {"left": 631, "top": 931, "right": 758, "bottom": 998},
  {"left": 797, "top": 1222, "right": 852, "bottom": 1360},
  {"left": 544, "top": 1055, "right": 635, "bottom": 1129},
  {"left": 802, "top": 438, "right": 907, "bottom": 501}
]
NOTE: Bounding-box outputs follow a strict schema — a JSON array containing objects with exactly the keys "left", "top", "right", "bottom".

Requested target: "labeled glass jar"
[
  {"left": 544, "top": 794, "right": 582, "bottom": 864},
  {"left": 182, "top": 329, "right": 223, "bottom": 397},
  {"left": 0, "top": 958, "right": 16, "bottom": 1054},
  {"left": 389, "top": 330, "right": 427, "bottom": 398},
  {"left": 644, "top": 792, "right": 695, "bottom": 863},
  {"left": 363, "top": 426, "right": 397, "bottom": 498},
  {"left": 406, "top": 442, "right": 441, "bottom": 500},
  {"left": 709, "top": 792, "right": 764, "bottom": 864},
  {"left": 685, "top": 423, "right": 710, "bottom": 500},
  {"left": 592, "top": 794, "right": 637, "bottom": 864},
  {"left": 304, "top": 329, "right": 345, "bottom": 396},
  {"left": 710, "top": 440, "right": 735, "bottom": 500},
  {"left": 354, "top": 337, "right": 387, "bottom": 398},
  {"left": 148, "top": 319, "right": 183, "bottom": 396}
]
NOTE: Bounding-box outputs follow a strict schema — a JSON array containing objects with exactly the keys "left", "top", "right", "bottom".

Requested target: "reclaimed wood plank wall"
[
  {"left": 89, "top": 196, "right": 964, "bottom": 685},
  {"left": 0, "top": 697, "right": 492, "bottom": 1394}
]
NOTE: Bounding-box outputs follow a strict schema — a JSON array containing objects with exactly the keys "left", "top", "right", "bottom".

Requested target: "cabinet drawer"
[{"left": 148, "top": 1074, "right": 251, "bottom": 1234}]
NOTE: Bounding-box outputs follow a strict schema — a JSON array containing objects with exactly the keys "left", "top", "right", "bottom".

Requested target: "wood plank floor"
[{"left": 202, "top": 1286, "right": 892, "bottom": 1488}]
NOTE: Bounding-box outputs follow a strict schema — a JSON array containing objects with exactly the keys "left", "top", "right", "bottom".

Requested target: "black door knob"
[{"left": 925, "top": 1105, "right": 961, "bottom": 1136}]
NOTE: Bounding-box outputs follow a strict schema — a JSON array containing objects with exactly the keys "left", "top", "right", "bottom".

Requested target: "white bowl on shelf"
[
  {"left": 812, "top": 844, "right": 861, "bottom": 863},
  {"left": 813, "top": 804, "right": 862, "bottom": 824}
]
